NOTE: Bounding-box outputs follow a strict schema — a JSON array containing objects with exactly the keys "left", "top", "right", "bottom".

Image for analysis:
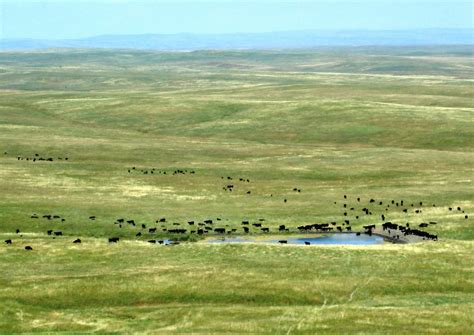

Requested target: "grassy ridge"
[{"left": 0, "top": 47, "right": 473, "bottom": 333}]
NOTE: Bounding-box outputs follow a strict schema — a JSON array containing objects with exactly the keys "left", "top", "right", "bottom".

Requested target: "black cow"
[
  {"left": 25, "top": 246, "right": 33, "bottom": 250},
  {"left": 108, "top": 237, "right": 119, "bottom": 243},
  {"left": 261, "top": 228, "right": 269, "bottom": 233},
  {"left": 149, "top": 228, "right": 157, "bottom": 233},
  {"left": 54, "top": 231, "right": 62, "bottom": 236},
  {"left": 278, "top": 240, "right": 287, "bottom": 244},
  {"left": 214, "top": 228, "right": 226, "bottom": 234},
  {"left": 304, "top": 241, "right": 311, "bottom": 245},
  {"left": 73, "top": 239, "right": 81, "bottom": 244},
  {"left": 243, "top": 227, "right": 249, "bottom": 233},
  {"left": 4, "top": 239, "right": 12, "bottom": 244}
]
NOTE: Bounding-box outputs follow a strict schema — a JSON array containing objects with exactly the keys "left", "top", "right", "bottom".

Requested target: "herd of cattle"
[
  {"left": 5, "top": 151, "right": 69, "bottom": 162},
  {"left": 2, "top": 152, "right": 470, "bottom": 250},
  {"left": 128, "top": 167, "right": 196, "bottom": 175},
  {"left": 3, "top": 193, "right": 470, "bottom": 250}
]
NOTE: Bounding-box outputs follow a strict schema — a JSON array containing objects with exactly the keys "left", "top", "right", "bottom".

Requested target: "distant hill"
[{"left": 1, "top": 29, "right": 472, "bottom": 50}]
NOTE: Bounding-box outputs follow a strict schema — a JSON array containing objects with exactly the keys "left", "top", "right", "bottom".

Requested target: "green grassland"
[{"left": 0, "top": 47, "right": 473, "bottom": 333}]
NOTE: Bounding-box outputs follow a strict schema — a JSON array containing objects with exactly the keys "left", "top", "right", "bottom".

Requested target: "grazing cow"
[
  {"left": 204, "top": 219, "right": 213, "bottom": 224},
  {"left": 159, "top": 218, "right": 166, "bottom": 222},
  {"left": 346, "top": 227, "right": 352, "bottom": 231},
  {"left": 136, "top": 232, "right": 142, "bottom": 237},
  {"left": 149, "top": 228, "right": 157, "bottom": 233},
  {"left": 304, "top": 241, "right": 311, "bottom": 245},
  {"left": 73, "top": 239, "right": 81, "bottom": 244},
  {"left": 54, "top": 231, "right": 62, "bottom": 236},
  {"left": 279, "top": 225, "right": 286, "bottom": 231},
  {"left": 4, "top": 239, "right": 12, "bottom": 244},
  {"left": 242, "top": 227, "right": 249, "bottom": 233},
  {"left": 252, "top": 223, "right": 262, "bottom": 227},
  {"left": 337, "top": 226, "right": 343, "bottom": 232},
  {"left": 214, "top": 228, "right": 226, "bottom": 234},
  {"left": 278, "top": 240, "right": 287, "bottom": 244},
  {"left": 246, "top": 191, "right": 251, "bottom": 194},
  {"left": 117, "top": 218, "right": 124, "bottom": 223},
  {"left": 188, "top": 221, "right": 195, "bottom": 225},
  {"left": 25, "top": 246, "right": 33, "bottom": 250},
  {"left": 142, "top": 224, "right": 146, "bottom": 229},
  {"left": 16, "top": 229, "right": 20, "bottom": 234},
  {"left": 89, "top": 216, "right": 96, "bottom": 220},
  {"left": 148, "top": 240, "right": 156, "bottom": 244},
  {"left": 261, "top": 228, "right": 269, "bottom": 233},
  {"left": 197, "top": 229, "right": 204, "bottom": 235},
  {"left": 47, "top": 230, "right": 53, "bottom": 235},
  {"left": 242, "top": 221, "right": 249, "bottom": 225},
  {"left": 356, "top": 232, "right": 361, "bottom": 236},
  {"left": 419, "top": 223, "right": 429, "bottom": 228},
  {"left": 31, "top": 214, "right": 38, "bottom": 219},
  {"left": 108, "top": 237, "right": 119, "bottom": 243}
]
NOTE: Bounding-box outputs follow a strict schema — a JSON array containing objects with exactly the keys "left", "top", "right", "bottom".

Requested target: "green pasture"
[{"left": 0, "top": 47, "right": 473, "bottom": 333}]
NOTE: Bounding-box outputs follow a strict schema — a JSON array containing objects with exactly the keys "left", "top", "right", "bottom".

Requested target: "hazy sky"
[{"left": 1, "top": 0, "right": 472, "bottom": 39}]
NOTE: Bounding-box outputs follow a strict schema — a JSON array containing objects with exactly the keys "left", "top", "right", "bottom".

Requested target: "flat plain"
[{"left": 0, "top": 46, "right": 473, "bottom": 333}]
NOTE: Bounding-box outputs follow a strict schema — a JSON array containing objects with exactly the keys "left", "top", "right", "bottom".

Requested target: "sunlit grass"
[{"left": 0, "top": 47, "right": 473, "bottom": 333}]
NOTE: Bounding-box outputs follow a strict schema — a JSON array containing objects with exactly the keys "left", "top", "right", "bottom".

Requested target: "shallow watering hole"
[{"left": 206, "top": 233, "right": 385, "bottom": 246}]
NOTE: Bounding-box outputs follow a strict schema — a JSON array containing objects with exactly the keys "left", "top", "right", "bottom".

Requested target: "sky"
[{"left": 0, "top": 0, "right": 472, "bottom": 40}]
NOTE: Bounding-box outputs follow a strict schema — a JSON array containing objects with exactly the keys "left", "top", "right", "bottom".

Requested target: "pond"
[{"left": 206, "top": 233, "right": 385, "bottom": 246}]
